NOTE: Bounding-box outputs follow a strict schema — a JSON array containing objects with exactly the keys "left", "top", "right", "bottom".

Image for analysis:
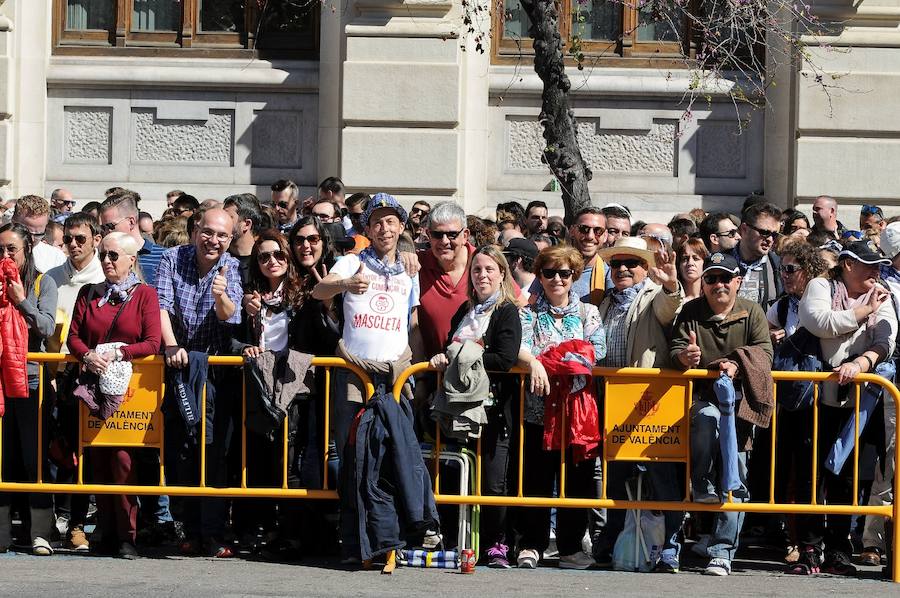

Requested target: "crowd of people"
[{"left": 0, "top": 183, "right": 895, "bottom": 580}]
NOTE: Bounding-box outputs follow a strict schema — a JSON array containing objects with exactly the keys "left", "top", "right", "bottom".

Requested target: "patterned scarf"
[
  {"left": 358, "top": 246, "right": 405, "bottom": 280},
  {"left": 98, "top": 272, "right": 140, "bottom": 307},
  {"left": 473, "top": 290, "right": 500, "bottom": 315},
  {"left": 832, "top": 278, "right": 878, "bottom": 327},
  {"left": 534, "top": 287, "right": 581, "bottom": 318},
  {"left": 261, "top": 281, "right": 287, "bottom": 315},
  {"left": 608, "top": 280, "right": 646, "bottom": 315}
]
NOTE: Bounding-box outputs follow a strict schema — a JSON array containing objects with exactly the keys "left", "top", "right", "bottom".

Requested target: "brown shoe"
[
  {"left": 859, "top": 548, "right": 882, "bottom": 567},
  {"left": 68, "top": 526, "right": 90, "bottom": 552}
]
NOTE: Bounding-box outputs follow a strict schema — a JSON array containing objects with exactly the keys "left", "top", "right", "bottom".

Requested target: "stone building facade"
[{"left": 0, "top": 0, "right": 897, "bottom": 222}]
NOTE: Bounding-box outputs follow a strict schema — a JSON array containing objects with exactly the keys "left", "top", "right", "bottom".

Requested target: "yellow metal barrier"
[
  {"left": 0, "top": 353, "right": 374, "bottom": 499},
  {"left": 393, "top": 364, "right": 900, "bottom": 582}
]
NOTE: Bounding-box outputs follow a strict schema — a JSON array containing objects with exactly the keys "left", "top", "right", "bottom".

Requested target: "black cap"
[
  {"left": 702, "top": 252, "right": 741, "bottom": 276},
  {"left": 839, "top": 240, "right": 890, "bottom": 266},
  {"left": 505, "top": 238, "right": 538, "bottom": 261}
]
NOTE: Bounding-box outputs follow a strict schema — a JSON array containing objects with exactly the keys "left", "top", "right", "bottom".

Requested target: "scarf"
[
  {"left": 358, "top": 246, "right": 405, "bottom": 281},
  {"left": 534, "top": 287, "right": 581, "bottom": 319},
  {"left": 452, "top": 291, "right": 500, "bottom": 344},
  {"left": 98, "top": 272, "right": 140, "bottom": 307},
  {"left": 608, "top": 280, "right": 646, "bottom": 315},
  {"left": 473, "top": 290, "right": 500, "bottom": 315},
  {"left": 831, "top": 278, "right": 879, "bottom": 327}
]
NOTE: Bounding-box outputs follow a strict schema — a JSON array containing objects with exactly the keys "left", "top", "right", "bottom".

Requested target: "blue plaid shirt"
[{"left": 157, "top": 245, "right": 243, "bottom": 352}]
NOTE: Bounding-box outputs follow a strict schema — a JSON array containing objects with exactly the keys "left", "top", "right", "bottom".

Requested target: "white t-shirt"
[
  {"left": 261, "top": 309, "right": 289, "bottom": 353},
  {"left": 331, "top": 253, "right": 420, "bottom": 361},
  {"left": 33, "top": 242, "right": 67, "bottom": 273}
]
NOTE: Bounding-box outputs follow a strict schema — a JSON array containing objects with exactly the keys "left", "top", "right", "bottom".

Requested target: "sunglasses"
[
  {"left": 101, "top": 217, "right": 128, "bottom": 233},
  {"left": 861, "top": 204, "right": 882, "bottom": 216},
  {"left": 257, "top": 250, "right": 289, "bottom": 264},
  {"left": 747, "top": 224, "right": 779, "bottom": 240},
  {"left": 576, "top": 225, "right": 606, "bottom": 237},
  {"left": 610, "top": 258, "right": 644, "bottom": 270},
  {"left": 410, "top": 207, "right": 430, "bottom": 216},
  {"left": 429, "top": 229, "right": 462, "bottom": 241},
  {"left": 842, "top": 230, "right": 864, "bottom": 240},
  {"left": 62, "top": 200, "right": 76, "bottom": 208},
  {"left": 716, "top": 228, "right": 739, "bottom": 239},
  {"left": 292, "top": 234, "right": 321, "bottom": 246},
  {"left": 63, "top": 234, "right": 89, "bottom": 245},
  {"left": 781, "top": 264, "right": 803, "bottom": 274},
  {"left": 275, "top": 201, "right": 291, "bottom": 210},
  {"left": 703, "top": 273, "right": 735, "bottom": 285},
  {"left": 541, "top": 268, "right": 574, "bottom": 280},
  {"left": 98, "top": 250, "right": 123, "bottom": 262}
]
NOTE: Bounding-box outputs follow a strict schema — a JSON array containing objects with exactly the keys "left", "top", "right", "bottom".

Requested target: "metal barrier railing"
[
  {"left": 392, "top": 364, "right": 900, "bottom": 582},
  {"left": 0, "top": 353, "right": 374, "bottom": 499}
]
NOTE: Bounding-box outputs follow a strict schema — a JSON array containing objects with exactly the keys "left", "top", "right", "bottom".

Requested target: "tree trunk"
[{"left": 518, "top": 0, "right": 592, "bottom": 225}]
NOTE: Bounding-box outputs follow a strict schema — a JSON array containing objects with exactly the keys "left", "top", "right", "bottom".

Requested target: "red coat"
[
  {"left": 0, "top": 257, "right": 30, "bottom": 414},
  {"left": 538, "top": 339, "right": 601, "bottom": 462}
]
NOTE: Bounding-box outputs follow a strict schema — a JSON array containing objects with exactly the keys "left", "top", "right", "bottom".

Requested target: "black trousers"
[
  {"left": 517, "top": 423, "right": 596, "bottom": 556},
  {"left": 478, "top": 409, "right": 517, "bottom": 550}
]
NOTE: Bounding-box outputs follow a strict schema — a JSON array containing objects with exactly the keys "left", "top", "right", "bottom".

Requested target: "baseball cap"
[
  {"left": 839, "top": 240, "right": 890, "bottom": 266},
  {"left": 505, "top": 238, "right": 538, "bottom": 261},
  {"left": 360, "top": 192, "right": 408, "bottom": 228},
  {"left": 701, "top": 252, "right": 741, "bottom": 277}
]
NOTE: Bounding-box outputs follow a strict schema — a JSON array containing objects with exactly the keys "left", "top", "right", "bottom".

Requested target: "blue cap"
[{"left": 361, "top": 192, "right": 408, "bottom": 228}]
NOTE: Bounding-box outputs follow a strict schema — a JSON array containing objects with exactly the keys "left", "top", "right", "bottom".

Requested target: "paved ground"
[{"left": 1, "top": 546, "right": 897, "bottom": 597}]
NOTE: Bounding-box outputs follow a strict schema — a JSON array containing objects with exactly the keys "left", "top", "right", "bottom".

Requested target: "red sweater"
[{"left": 67, "top": 283, "right": 162, "bottom": 362}]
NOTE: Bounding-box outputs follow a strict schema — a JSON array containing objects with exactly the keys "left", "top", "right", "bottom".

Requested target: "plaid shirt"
[
  {"left": 156, "top": 245, "right": 243, "bottom": 352},
  {"left": 600, "top": 307, "right": 629, "bottom": 368}
]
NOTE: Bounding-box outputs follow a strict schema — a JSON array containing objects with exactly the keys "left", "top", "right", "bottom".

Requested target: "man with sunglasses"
[
  {"left": 699, "top": 212, "right": 741, "bottom": 254},
  {"left": 44, "top": 212, "right": 106, "bottom": 553},
  {"left": 98, "top": 190, "right": 166, "bottom": 288},
  {"left": 670, "top": 252, "right": 773, "bottom": 577},
  {"left": 50, "top": 188, "right": 76, "bottom": 223},
  {"left": 860, "top": 204, "right": 886, "bottom": 234},
  {"left": 11, "top": 194, "right": 67, "bottom": 273},
  {"left": 732, "top": 202, "right": 784, "bottom": 307},
  {"left": 594, "top": 236, "right": 685, "bottom": 571},
  {"left": 811, "top": 195, "right": 847, "bottom": 241},
  {"left": 407, "top": 200, "right": 431, "bottom": 242},
  {"left": 568, "top": 206, "right": 608, "bottom": 304},
  {"left": 271, "top": 179, "right": 301, "bottom": 233}
]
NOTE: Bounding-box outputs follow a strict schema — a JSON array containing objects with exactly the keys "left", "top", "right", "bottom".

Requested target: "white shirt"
[
  {"left": 331, "top": 253, "right": 420, "bottom": 361},
  {"left": 260, "top": 309, "right": 289, "bottom": 353},
  {"left": 32, "top": 242, "right": 67, "bottom": 273}
]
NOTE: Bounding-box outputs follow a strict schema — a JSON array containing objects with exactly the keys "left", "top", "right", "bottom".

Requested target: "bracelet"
[{"left": 858, "top": 354, "right": 874, "bottom": 371}]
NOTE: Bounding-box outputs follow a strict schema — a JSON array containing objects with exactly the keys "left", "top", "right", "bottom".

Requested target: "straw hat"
[{"left": 597, "top": 236, "right": 655, "bottom": 265}]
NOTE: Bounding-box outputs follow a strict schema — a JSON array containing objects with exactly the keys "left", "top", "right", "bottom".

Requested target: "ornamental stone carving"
[
  {"left": 64, "top": 107, "right": 112, "bottom": 164},
  {"left": 132, "top": 108, "right": 233, "bottom": 164},
  {"left": 506, "top": 117, "right": 677, "bottom": 174}
]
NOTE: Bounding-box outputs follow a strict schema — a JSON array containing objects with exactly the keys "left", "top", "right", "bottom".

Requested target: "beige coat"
[{"left": 598, "top": 279, "right": 685, "bottom": 368}]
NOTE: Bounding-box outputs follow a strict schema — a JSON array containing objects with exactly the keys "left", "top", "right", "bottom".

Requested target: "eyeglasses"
[
  {"left": 862, "top": 204, "right": 882, "bottom": 216},
  {"left": 275, "top": 201, "right": 291, "bottom": 210},
  {"left": 0, "top": 244, "right": 21, "bottom": 257},
  {"left": 716, "top": 228, "right": 740, "bottom": 239},
  {"left": 292, "top": 234, "right": 321, "bottom": 246},
  {"left": 429, "top": 229, "right": 463, "bottom": 241},
  {"left": 98, "top": 250, "right": 122, "bottom": 262},
  {"left": 199, "top": 228, "right": 232, "bottom": 243},
  {"left": 100, "top": 217, "right": 128, "bottom": 233},
  {"left": 541, "top": 268, "right": 574, "bottom": 280},
  {"left": 257, "top": 250, "right": 289, "bottom": 264},
  {"left": 63, "top": 234, "right": 89, "bottom": 245},
  {"left": 610, "top": 258, "right": 644, "bottom": 270},
  {"left": 576, "top": 225, "right": 606, "bottom": 238},
  {"left": 746, "top": 223, "right": 779, "bottom": 240},
  {"left": 781, "top": 264, "right": 803, "bottom": 275},
  {"left": 703, "top": 273, "right": 735, "bottom": 285},
  {"left": 172, "top": 208, "right": 191, "bottom": 216}
]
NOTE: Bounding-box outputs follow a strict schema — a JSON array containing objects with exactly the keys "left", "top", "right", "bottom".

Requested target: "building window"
[
  {"left": 54, "top": 0, "right": 319, "bottom": 56},
  {"left": 492, "top": 0, "right": 691, "bottom": 64}
]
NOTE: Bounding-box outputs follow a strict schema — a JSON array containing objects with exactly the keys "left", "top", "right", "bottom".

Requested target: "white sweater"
[{"left": 46, "top": 256, "right": 106, "bottom": 353}]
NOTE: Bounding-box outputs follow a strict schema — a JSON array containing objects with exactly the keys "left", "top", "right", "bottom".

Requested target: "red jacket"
[
  {"left": 538, "top": 339, "right": 601, "bottom": 462},
  {"left": 0, "top": 257, "right": 30, "bottom": 414}
]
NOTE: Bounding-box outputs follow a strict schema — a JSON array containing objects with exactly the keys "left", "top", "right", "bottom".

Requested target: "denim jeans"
[{"left": 691, "top": 399, "right": 749, "bottom": 561}]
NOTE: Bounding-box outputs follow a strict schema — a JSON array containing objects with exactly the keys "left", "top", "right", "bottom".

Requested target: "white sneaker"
[
  {"left": 55, "top": 515, "right": 69, "bottom": 538},
  {"left": 581, "top": 530, "right": 593, "bottom": 554},
  {"left": 691, "top": 534, "right": 710, "bottom": 557},
  {"left": 517, "top": 548, "right": 539, "bottom": 569},
  {"left": 559, "top": 551, "right": 595, "bottom": 570},
  {"left": 704, "top": 557, "right": 731, "bottom": 576},
  {"left": 421, "top": 530, "right": 442, "bottom": 550},
  {"left": 32, "top": 537, "right": 53, "bottom": 556}
]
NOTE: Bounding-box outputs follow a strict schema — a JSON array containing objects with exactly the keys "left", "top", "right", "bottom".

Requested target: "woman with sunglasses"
[
  {"left": 427, "top": 245, "right": 522, "bottom": 568},
  {"left": 515, "top": 245, "right": 606, "bottom": 570},
  {"left": 676, "top": 237, "right": 709, "bottom": 302},
  {"left": 67, "top": 232, "right": 160, "bottom": 559},
  {"left": 794, "top": 240, "right": 898, "bottom": 575},
  {"left": 0, "top": 223, "right": 58, "bottom": 555}
]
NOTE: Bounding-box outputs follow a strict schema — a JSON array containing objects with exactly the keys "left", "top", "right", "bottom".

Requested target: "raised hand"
[
  {"left": 649, "top": 246, "right": 678, "bottom": 291},
  {"left": 212, "top": 265, "right": 228, "bottom": 299},
  {"left": 244, "top": 291, "right": 262, "bottom": 317},
  {"left": 7, "top": 278, "right": 25, "bottom": 305},
  {"left": 345, "top": 262, "right": 370, "bottom": 295}
]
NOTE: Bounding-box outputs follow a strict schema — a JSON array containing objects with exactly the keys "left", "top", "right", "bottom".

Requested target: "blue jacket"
[{"left": 339, "top": 392, "right": 440, "bottom": 561}]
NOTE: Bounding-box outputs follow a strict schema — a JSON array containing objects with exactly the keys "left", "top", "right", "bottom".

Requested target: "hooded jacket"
[{"left": 0, "top": 257, "right": 29, "bottom": 412}]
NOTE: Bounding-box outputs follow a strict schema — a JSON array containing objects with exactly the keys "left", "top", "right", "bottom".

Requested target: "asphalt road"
[{"left": 1, "top": 549, "right": 897, "bottom": 597}]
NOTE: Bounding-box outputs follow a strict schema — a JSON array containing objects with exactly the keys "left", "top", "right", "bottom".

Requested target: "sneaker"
[
  {"left": 704, "top": 557, "right": 731, "bottom": 576},
  {"left": 421, "top": 530, "right": 442, "bottom": 550},
  {"left": 517, "top": 548, "right": 539, "bottom": 569},
  {"left": 55, "top": 515, "right": 70, "bottom": 538},
  {"left": 691, "top": 534, "right": 710, "bottom": 557},
  {"left": 32, "top": 537, "right": 54, "bottom": 556},
  {"left": 118, "top": 542, "right": 139, "bottom": 560},
  {"left": 559, "top": 551, "right": 595, "bottom": 570},
  {"left": 544, "top": 537, "right": 559, "bottom": 559},
  {"left": 486, "top": 542, "right": 511, "bottom": 569},
  {"left": 68, "top": 526, "right": 90, "bottom": 552},
  {"left": 652, "top": 549, "right": 679, "bottom": 573}
]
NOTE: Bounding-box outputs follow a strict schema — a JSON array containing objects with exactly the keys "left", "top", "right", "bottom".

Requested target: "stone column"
[{"left": 0, "top": 0, "right": 13, "bottom": 198}]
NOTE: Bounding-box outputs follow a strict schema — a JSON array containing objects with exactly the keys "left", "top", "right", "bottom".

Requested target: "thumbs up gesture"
[
  {"left": 678, "top": 330, "right": 702, "bottom": 368},
  {"left": 345, "top": 262, "right": 370, "bottom": 295},
  {"left": 212, "top": 265, "right": 228, "bottom": 299}
]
